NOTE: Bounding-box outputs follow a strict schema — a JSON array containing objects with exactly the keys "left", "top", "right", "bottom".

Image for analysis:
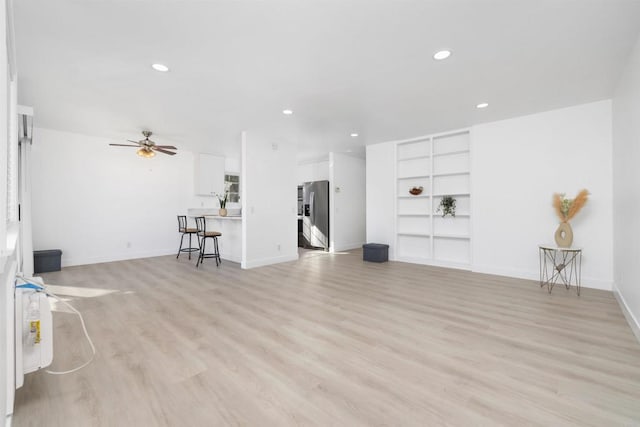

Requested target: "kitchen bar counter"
[
  {"left": 203, "top": 215, "right": 242, "bottom": 220},
  {"left": 186, "top": 209, "right": 242, "bottom": 263}
]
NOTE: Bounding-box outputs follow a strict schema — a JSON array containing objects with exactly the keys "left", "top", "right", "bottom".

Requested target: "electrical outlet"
[
  {"left": 277, "top": 244, "right": 281, "bottom": 251},
  {"left": 126, "top": 241, "right": 131, "bottom": 248}
]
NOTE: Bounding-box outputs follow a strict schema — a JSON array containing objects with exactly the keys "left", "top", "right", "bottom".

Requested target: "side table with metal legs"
[{"left": 539, "top": 245, "right": 582, "bottom": 296}]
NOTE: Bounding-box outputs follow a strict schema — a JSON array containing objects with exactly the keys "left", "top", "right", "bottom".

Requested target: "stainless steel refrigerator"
[{"left": 301, "top": 180, "right": 330, "bottom": 251}]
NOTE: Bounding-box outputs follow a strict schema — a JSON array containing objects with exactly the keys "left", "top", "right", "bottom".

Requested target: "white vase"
[{"left": 554, "top": 222, "right": 573, "bottom": 247}]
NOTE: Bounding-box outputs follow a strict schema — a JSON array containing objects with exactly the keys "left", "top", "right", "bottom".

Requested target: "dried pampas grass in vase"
[{"left": 552, "top": 189, "right": 589, "bottom": 247}]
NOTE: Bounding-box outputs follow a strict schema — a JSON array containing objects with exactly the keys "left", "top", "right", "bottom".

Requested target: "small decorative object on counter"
[
  {"left": 437, "top": 195, "right": 456, "bottom": 217},
  {"left": 216, "top": 190, "right": 229, "bottom": 217},
  {"left": 409, "top": 186, "right": 423, "bottom": 195},
  {"left": 552, "top": 189, "right": 589, "bottom": 247}
]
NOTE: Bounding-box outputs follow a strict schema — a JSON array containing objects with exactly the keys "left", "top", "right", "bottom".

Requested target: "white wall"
[
  {"left": 612, "top": 35, "right": 640, "bottom": 339},
  {"left": 365, "top": 142, "right": 396, "bottom": 259},
  {"left": 329, "top": 153, "right": 366, "bottom": 251},
  {"left": 241, "top": 131, "right": 298, "bottom": 268},
  {"left": 297, "top": 159, "right": 329, "bottom": 184},
  {"left": 30, "top": 127, "right": 212, "bottom": 266},
  {"left": 1, "top": 0, "right": 16, "bottom": 421},
  {"left": 366, "top": 101, "right": 614, "bottom": 290},
  {"left": 471, "top": 100, "right": 614, "bottom": 290},
  {"left": 0, "top": 0, "right": 8, "bottom": 417}
]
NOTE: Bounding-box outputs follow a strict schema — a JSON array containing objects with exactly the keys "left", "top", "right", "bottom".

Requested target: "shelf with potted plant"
[
  {"left": 395, "top": 130, "right": 471, "bottom": 268},
  {"left": 433, "top": 192, "right": 470, "bottom": 197}
]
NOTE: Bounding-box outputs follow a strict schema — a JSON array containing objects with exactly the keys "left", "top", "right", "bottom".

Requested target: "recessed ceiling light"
[
  {"left": 476, "top": 102, "right": 489, "bottom": 109},
  {"left": 433, "top": 50, "right": 451, "bottom": 60},
  {"left": 282, "top": 109, "right": 293, "bottom": 115},
  {"left": 350, "top": 133, "right": 358, "bottom": 137},
  {"left": 151, "top": 63, "right": 169, "bottom": 72}
]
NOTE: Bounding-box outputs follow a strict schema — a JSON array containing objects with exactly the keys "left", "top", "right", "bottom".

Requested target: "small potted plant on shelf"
[
  {"left": 215, "top": 190, "right": 229, "bottom": 217},
  {"left": 437, "top": 195, "right": 456, "bottom": 217}
]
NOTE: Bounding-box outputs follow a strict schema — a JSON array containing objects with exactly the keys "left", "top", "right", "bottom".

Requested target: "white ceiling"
[{"left": 13, "top": 0, "right": 640, "bottom": 161}]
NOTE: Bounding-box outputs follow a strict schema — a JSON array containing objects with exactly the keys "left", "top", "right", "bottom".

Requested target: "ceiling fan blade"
[
  {"left": 154, "top": 145, "right": 177, "bottom": 149},
  {"left": 127, "top": 140, "right": 143, "bottom": 145},
  {"left": 109, "top": 144, "right": 139, "bottom": 147},
  {"left": 153, "top": 147, "right": 177, "bottom": 156}
]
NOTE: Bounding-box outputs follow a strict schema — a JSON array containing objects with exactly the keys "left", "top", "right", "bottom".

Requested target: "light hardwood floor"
[{"left": 13, "top": 249, "right": 640, "bottom": 426}]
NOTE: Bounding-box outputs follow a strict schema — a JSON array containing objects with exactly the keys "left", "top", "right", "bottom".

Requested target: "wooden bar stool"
[
  {"left": 176, "top": 215, "right": 200, "bottom": 260},
  {"left": 195, "top": 216, "right": 222, "bottom": 268}
]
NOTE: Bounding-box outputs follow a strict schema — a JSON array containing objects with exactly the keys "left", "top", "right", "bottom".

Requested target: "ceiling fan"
[{"left": 109, "top": 130, "right": 177, "bottom": 157}]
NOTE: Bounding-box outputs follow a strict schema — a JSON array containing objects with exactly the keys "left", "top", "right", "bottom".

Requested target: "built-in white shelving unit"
[{"left": 395, "top": 130, "right": 471, "bottom": 268}]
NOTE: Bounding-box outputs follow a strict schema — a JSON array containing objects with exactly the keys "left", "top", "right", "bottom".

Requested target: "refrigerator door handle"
[{"left": 309, "top": 192, "right": 315, "bottom": 223}]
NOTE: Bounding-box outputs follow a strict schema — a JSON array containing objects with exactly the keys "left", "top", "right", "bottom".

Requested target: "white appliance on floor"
[{"left": 14, "top": 285, "right": 53, "bottom": 388}]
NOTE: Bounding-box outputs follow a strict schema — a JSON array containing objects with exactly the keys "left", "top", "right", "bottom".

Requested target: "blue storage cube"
[
  {"left": 34, "top": 249, "right": 63, "bottom": 273},
  {"left": 363, "top": 243, "right": 389, "bottom": 263}
]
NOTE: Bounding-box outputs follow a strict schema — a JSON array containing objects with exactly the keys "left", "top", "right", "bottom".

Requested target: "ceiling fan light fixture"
[
  {"left": 111, "top": 131, "right": 176, "bottom": 156},
  {"left": 136, "top": 147, "right": 156, "bottom": 158}
]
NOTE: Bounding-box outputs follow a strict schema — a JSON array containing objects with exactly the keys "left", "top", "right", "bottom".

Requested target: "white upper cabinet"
[{"left": 195, "top": 154, "right": 225, "bottom": 197}]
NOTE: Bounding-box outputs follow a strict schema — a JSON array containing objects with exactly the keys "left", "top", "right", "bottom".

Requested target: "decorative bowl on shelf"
[{"left": 409, "top": 186, "right": 423, "bottom": 195}]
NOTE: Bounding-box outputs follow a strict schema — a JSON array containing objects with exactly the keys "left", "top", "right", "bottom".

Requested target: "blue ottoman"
[
  {"left": 363, "top": 243, "right": 389, "bottom": 263},
  {"left": 34, "top": 249, "right": 63, "bottom": 273}
]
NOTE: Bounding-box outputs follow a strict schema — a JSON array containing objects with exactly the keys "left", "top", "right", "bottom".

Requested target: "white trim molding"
[
  {"left": 471, "top": 264, "right": 613, "bottom": 291},
  {"left": 241, "top": 254, "right": 298, "bottom": 270},
  {"left": 62, "top": 249, "right": 177, "bottom": 268}
]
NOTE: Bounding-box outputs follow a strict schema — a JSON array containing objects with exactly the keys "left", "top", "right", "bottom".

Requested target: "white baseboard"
[
  {"left": 62, "top": 248, "right": 176, "bottom": 267},
  {"left": 332, "top": 241, "right": 365, "bottom": 252},
  {"left": 613, "top": 283, "right": 640, "bottom": 344},
  {"left": 471, "top": 264, "right": 612, "bottom": 291},
  {"left": 241, "top": 253, "right": 299, "bottom": 269},
  {"left": 394, "top": 256, "right": 470, "bottom": 271}
]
